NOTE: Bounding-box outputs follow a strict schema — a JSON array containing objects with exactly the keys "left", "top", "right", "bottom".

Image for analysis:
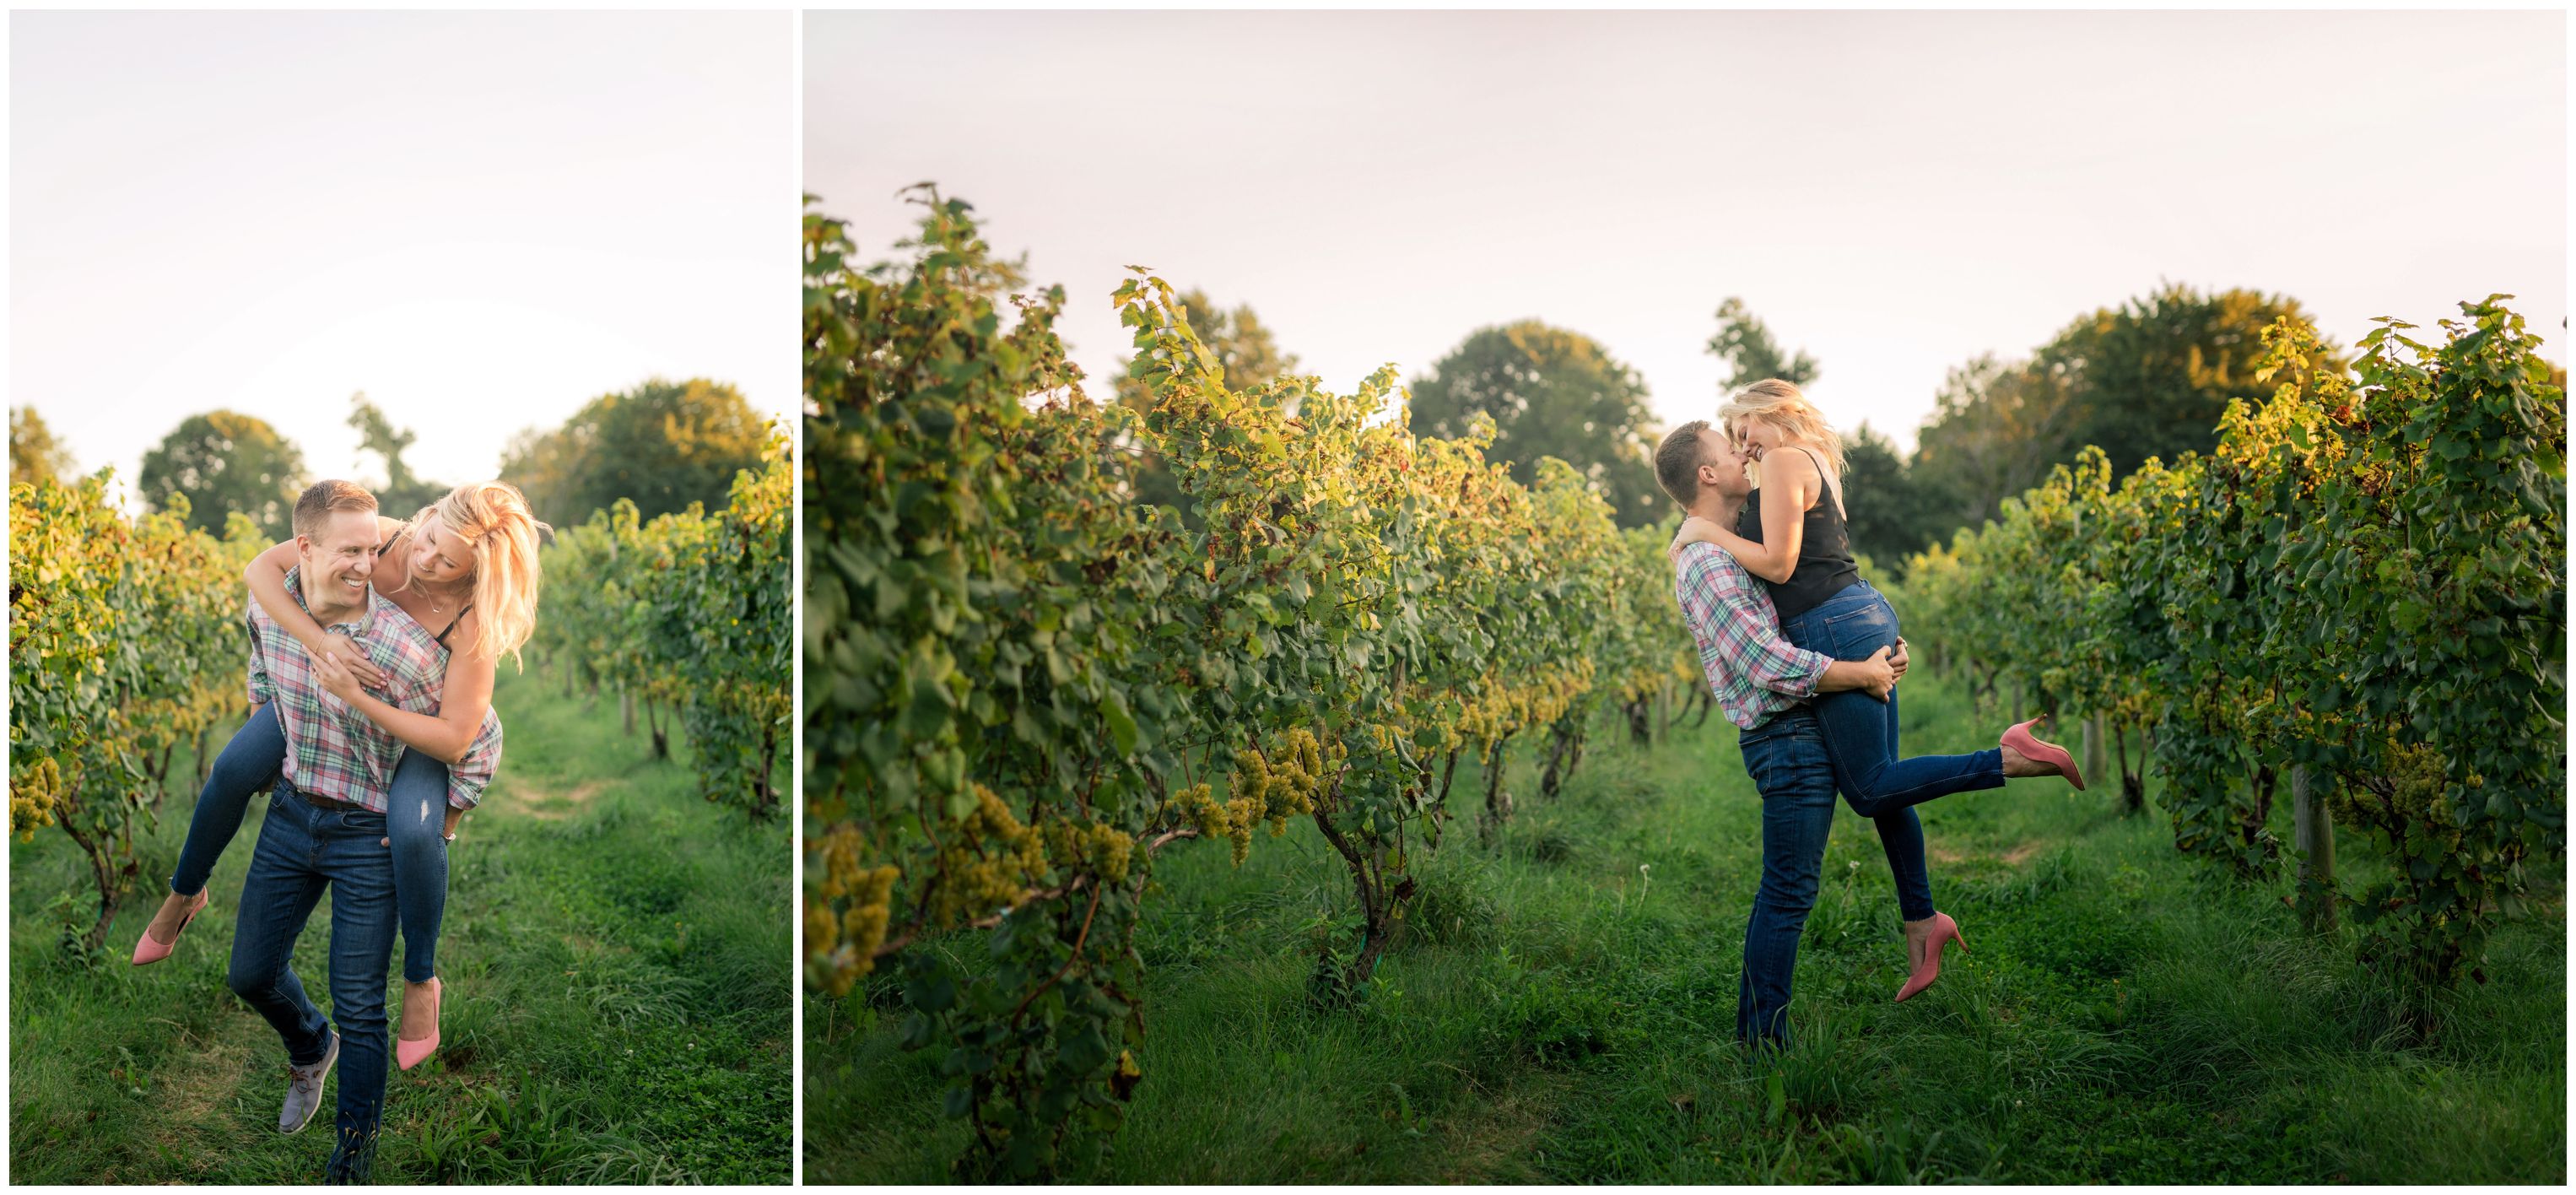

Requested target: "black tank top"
[{"left": 1735, "top": 446, "right": 1861, "bottom": 621}]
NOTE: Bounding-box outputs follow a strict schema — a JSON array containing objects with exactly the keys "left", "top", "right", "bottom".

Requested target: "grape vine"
[
  {"left": 804, "top": 188, "right": 1693, "bottom": 1177},
  {"left": 1904, "top": 298, "right": 2564, "bottom": 1028},
  {"left": 9, "top": 474, "right": 266, "bottom": 952}
]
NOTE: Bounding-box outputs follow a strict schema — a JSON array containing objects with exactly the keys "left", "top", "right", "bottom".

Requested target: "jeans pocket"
[{"left": 1822, "top": 604, "right": 1895, "bottom": 658}]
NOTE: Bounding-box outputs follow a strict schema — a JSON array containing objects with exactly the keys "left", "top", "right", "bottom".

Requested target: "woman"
[
  {"left": 133, "top": 481, "right": 546, "bottom": 1070},
  {"left": 1674, "top": 379, "right": 2082, "bottom": 1001}
]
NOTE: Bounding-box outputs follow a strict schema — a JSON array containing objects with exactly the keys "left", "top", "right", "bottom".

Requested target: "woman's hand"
[
  {"left": 1671, "top": 515, "right": 1725, "bottom": 553},
  {"left": 303, "top": 630, "right": 386, "bottom": 689},
  {"left": 311, "top": 643, "right": 369, "bottom": 704}
]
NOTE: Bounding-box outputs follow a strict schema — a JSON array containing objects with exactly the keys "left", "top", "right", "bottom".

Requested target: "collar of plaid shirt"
[{"left": 251, "top": 565, "right": 450, "bottom": 813}]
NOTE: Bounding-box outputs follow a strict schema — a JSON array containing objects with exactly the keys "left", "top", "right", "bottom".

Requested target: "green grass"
[
  {"left": 9, "top": 668, "right": 791, "bottom": 1184},
  {"left": 810, "top": 670, "right": 2564, "bottom": 1183}
]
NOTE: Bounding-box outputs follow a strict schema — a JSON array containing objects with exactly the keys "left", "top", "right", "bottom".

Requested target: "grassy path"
[
  {"left": 9, "top": 668, "right": 791, "bottom": 1183},
  {"left": 813, "top": 670, "right": 2563, "bottom": 1183}
]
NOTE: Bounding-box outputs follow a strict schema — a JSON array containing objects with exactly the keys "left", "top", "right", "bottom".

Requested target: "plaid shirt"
[
  {"left": 1671, "top": 541, "right": 1834, "bottom": 731},
  {"left": 247, "top": 566, "right": 504, "bottom": 811}
]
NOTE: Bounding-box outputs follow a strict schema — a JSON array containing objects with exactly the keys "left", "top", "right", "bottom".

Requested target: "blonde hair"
[
  {"left": 386, "top": 481, "right": 549, "bottom": 669},
  {"left": 1717, "top": 378, "right": 1845, "bottom": 477}
]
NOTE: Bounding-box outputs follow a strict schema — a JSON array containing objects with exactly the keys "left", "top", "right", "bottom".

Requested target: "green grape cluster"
[{"left": 928, "top": 785, "right": 1049, "bottom": 926}]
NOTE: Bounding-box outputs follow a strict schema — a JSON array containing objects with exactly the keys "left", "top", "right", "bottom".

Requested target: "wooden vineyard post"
[{"left": 2292, "top": 765, "right": 2336, "bottom": 934}]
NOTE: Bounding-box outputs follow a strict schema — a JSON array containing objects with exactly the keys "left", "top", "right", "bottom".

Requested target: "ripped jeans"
[{"left": 170, "top": 701, "right": 453, "bottom": 984}]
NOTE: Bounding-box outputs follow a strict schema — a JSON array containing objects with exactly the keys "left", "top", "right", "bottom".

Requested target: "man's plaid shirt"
[
  {"left": 1670, "top": 541, "right": 1834, "bottom": 731},
  {"left": 248, "top": 566, "right": 504, "bottom": 812}
]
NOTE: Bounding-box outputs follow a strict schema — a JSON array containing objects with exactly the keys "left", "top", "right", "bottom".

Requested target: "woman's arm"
[
  {"left": 246, "top": 540, "right": 388, "bottom": 688},
  {"left": 1685, "top": 447, "right": 1823, "bottom": 584},
  {"left": 1671, "top": 516, "right": 1796, "bottom": 583},
  {"left": 1671, "top": 450, "right": 1818, "bottom": 583},
  {"left": 311, "top": 625, "right": 498, "bottom": 766}
]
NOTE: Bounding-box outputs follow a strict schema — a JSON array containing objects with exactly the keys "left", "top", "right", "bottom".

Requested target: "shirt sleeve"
[
  {"left": 1687, "top": 551, "right": 1835, "bottom": 698},
  {"left": 245, "top": 604, "right": 274, "bottom": 706}
]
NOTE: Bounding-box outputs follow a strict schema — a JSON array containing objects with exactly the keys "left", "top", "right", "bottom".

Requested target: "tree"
[
  {"left": 1706, "top": 296, "right": 1820, "bottom": 390},
  {"left": 1407, "top": 322, "right": 1663, "bottom": 527},
  {"left": 1908, "top": 354, "right": 2082, "bottom": 533},
  {"left": 1840, "top": 422, "right": 1941, "bottom": 575},
  {"left": 1112, "top": 289, "right": 1300, "bottom": 521},
  {"left": 138, "top": 410, "right": 305, "bottom": 540},
  {"left": 12, "top": 406, "right": 76, "bottom": 485},
  {"left": 346, "top": 392, "right": 449, "bottom": 516},
  {"left": 499, "top": 378, "right": 769, "bottom": 524},
  {"left": 2043, "top": 284, "right": 2336, "bottom": 477},
  {"left": 1909, "top": 284, "right": 2339, "bottom": 538}
]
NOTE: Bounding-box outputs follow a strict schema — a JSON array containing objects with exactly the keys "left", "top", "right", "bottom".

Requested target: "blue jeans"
[
  {"left": 225, "top": 777, "right": 396, "bottom": 1183},
  {"left": 1736, "top": 709, "right": 1839, "bottom": 1047},
  {"left": 1782, "top": 581, "right": 2002, "bottom": 920},
  {"left": 171, "top": 703, "right": 452, "bottom": 983}
]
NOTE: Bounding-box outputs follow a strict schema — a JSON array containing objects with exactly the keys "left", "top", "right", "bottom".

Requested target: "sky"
[
  {"left": 808, "top": 9, "right": 2566, "bottom": 452},
  {"left": 13, "top": 10, "right": 795, "bottom": 500}
]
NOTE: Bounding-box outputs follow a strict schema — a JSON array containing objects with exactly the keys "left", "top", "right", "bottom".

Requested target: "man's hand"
[
  {"left": 386, "top": 807, "right": 467, "bottom": 849},
  {"left": 1854, "top": 646, "right": 1897, "bottom": 700},
  {"left": 1817, "top": 645, "right": 1898, "bottom": 701},
  {"left": 1889, "top": 637, "right": 1910, "bottom": 685}
]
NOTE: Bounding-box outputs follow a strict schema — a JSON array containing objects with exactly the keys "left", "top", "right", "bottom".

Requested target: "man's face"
[
  {"left": 1700, "top": 429, "right": 1753, "bottom": 500},
  {"left": 299, "top": 510, "right": 378, "bottom": 610}
]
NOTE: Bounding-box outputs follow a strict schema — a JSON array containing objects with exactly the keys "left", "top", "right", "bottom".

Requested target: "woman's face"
[
  {"left": 409, "top": 519, "right": 477, "bottom": 589},
  {"left": 1735, "top": 416, "right": 1786, "bottom": 459}
]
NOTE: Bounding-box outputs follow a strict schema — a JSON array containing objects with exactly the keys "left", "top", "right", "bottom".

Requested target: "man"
[
  {"left": 1653, "top": 420, "right": 1903, "bottom": 1050},
  {"left": 225, "top": 479, "right": 460, "bottom": 1182}
]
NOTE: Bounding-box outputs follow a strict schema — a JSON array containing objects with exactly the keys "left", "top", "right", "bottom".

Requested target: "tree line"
[
  {"left": 1104, "top": 277, "right": 2502, "bottom": 585},
  {"left": 9, "top": 378, "right": 771, "bottom": 538}
]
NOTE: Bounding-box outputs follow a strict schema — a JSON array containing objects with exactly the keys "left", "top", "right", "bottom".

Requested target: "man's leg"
[
  {"left": 317, "top": 804, "right": 399, "bottom": 1184},
  {"left": 225, "top": 786, "right": 332, "bottom": 1069},
  {"left": 1736, "top": 711, "right": 1839, "bottom": 1050}
]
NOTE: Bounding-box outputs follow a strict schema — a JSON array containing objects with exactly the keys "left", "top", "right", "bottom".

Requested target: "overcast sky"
[
  {"left": 13, "top": 10, "right": 794, "bottom": 499},
  {"left": 809, "top": 9, "right": 2565, "bottom": 452}
]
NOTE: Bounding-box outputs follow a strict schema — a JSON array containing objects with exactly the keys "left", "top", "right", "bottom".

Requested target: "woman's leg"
[
  {"left": 385, "top": 749, "right": 451, "bottom": 986},
  {"left": 1871, "top": 808, "right": 1937, "bottom": 923},
  {"left": 167, "top": 702, "right": 288, "bottom": 899},
  {"left": 1786, "top": 587, "right": 2004, "bottom": 816}
]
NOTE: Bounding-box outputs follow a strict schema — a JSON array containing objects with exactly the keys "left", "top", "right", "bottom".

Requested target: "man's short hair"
[
  {"left": 1655, "top": 420, "right": 1715, "bottom": 506},
  {"left": 293, "top": 479, "right": 378, "bottom": 540}
]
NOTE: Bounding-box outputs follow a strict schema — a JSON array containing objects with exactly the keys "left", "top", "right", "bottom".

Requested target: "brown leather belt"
[{"left": 300, "top": 791, "right": 369, "bottom": 814}]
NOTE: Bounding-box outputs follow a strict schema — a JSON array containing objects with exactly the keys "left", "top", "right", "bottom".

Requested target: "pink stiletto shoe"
[
  {"left": 2002, "top": 717, "right": 2085, "bottom": 791},
  {"left": 397, "top": 977, "right": 443, "bottom": 1071},
  {"left": 131, "top": 889, "right": 208, "bottom": 966},
  {"left": 1894, "top": 912, "right": 1968, "bottom": 1003}
]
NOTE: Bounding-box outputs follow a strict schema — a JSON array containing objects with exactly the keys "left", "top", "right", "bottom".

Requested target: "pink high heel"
[
  {"left": 131, "top": 889, "right": 208, "bottom": 966},
  {"left": 397, "top": 977, "right": 443, "bottom": 1071},
  {"left": 2002, "top": 717, "right": 2085, "bottom": 791},
  {"left": 1895, "top": 911, "right": 1968, "bottom": 1003}
]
